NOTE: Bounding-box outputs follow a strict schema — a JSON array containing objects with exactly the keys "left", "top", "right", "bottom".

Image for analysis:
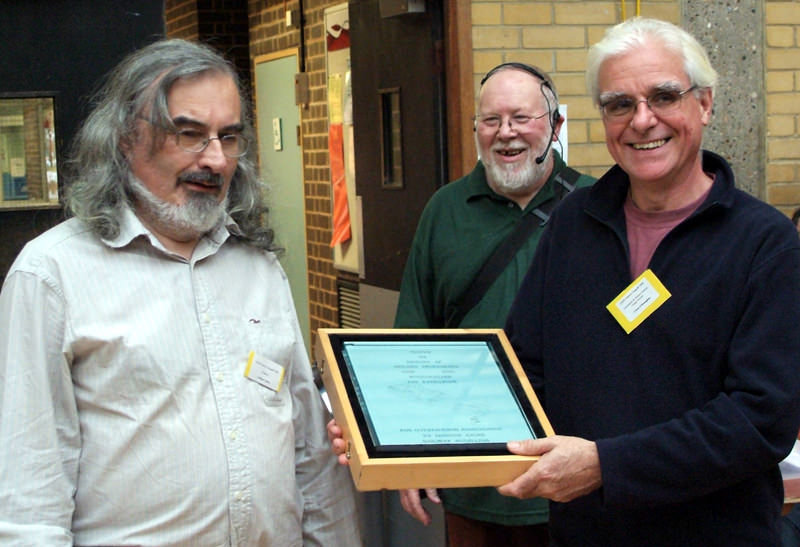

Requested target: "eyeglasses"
[
  {"left": 473, "top": 111, "right": 549, "bottom": 131},
  {"left": 599, "top": 85, "right": 698, "bottom": 120},
  {"left": 173, "top": 128, "right": 250, "bottom": 158}
]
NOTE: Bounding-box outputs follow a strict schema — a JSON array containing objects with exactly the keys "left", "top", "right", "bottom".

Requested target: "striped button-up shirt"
[{"left": 0, "top": 208, "right": 360, "bottom": 546}]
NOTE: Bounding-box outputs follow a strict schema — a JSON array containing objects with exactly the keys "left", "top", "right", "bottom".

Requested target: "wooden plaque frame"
[{"left": 316, "top": 328, "right": 554, "bottom": 491}]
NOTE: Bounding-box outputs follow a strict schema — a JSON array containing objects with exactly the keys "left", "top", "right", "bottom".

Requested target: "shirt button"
[
  {"left": 217, "top": 373, "right": 224, "bottom": 382},
  {"left": 230, "top": 431, "right": 238, "bottom": 440},
  {"left": 202, "top": 313, "right": 210, "bottom": 323},
  {"left": 235, "top": 491, "right": 243, "bottom": 501}
]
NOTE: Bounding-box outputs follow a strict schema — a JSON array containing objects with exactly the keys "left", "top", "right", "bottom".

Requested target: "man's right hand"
[{"left": 399, "top": 488, "right": 441, "bottom": 526}]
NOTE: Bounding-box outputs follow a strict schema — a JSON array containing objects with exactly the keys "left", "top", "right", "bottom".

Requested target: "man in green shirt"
[
  {"left": 396, "top": 63, "right": 594, "bottom": 545},
  {"left": 330, "top": 62, "right": 593, "bottom": 544}
]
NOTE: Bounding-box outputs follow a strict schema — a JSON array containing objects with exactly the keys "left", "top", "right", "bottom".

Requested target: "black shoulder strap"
[
  {"left": 445, "top": 165, "right": 581, "bottom": 327},
  {"left": 531, "top": 165, "right": 580, "bottom": 225}
]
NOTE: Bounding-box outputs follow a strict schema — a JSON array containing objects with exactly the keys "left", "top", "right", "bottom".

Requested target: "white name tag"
[{"left": 244, "top": 351, "right": 286, "bottom": 392}]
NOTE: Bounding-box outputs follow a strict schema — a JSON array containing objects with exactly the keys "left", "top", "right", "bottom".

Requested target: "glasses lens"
[
  {"left": 174, "top": 130, "right": 249, "bottom": 157},
  {"left": 476, "top": 113, "right": 544, "bottom": 130},
  {"left": 648, "top": 90, "right": 682, "bottom": 112},
  {"left": 602, "top": 88, "right": 693, "bottom": 119},
  {"left": 477, "top": 115, "right": 500, "bottom": 129},
  {"left": 221, "top": 135, "right": 248, "bottom": 157},
  {"left": 176, "top": 130, "right": 207, "bottom": 152},
  {"left": 512, "top": 115, "right": 533, "bottom": 126},
  {"left": 603, "top": 97, "right": 635, "bottom": 117}
]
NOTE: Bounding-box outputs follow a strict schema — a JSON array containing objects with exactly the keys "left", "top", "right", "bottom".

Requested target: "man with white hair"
[{"left": 501, "top": 18, "right": 800, "bottom": 545}]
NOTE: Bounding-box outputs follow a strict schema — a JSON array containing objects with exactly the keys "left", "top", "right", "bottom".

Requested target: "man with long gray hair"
[{"left": 0, "top": 38, "right": 360, "bottom": 545}]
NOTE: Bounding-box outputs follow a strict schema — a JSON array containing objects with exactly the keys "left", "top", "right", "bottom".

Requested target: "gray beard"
[
  {"left": 127, "top": 172, "right": 228, "bottom": 241},
  {"left": 484, "top": 153, "right": 550, "bottom": 195},
  {"left": 478, "top": 134, "right": 552, "bottom": 196}
]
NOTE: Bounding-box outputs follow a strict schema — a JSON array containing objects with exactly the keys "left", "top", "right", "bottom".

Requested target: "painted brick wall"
[{"left": 765, "top": 1, "right": 800, "bottom": 216}]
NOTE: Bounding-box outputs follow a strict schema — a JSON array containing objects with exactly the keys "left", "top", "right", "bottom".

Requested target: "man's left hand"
[{"left": 497, "top": 435, "right": 603, "bottom": 502}]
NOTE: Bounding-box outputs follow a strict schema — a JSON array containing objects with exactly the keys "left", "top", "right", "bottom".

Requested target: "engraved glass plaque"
[{"left": 322, "top": 329, "right": 548, "bottom": 458}]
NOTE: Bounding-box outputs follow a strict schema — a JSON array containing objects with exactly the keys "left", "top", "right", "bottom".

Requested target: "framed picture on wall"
[{"left": 0, "top": 92, "right": 59, "bottom": 209}]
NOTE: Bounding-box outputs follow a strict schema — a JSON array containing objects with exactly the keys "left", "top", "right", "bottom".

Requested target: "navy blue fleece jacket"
[{"left": 506, "top": 151, "right": 800, "bottom": 545}]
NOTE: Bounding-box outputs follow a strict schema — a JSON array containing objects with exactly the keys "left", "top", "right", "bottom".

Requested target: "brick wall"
[
  {"left": 166, "top": 0, "right": 251, "bottom": 91},
  {"left": 471, "top": 1, "right": 800, "bottom": 217},
  {"left": 471, "top": 1, "right": 679, "bottom": 179},
  {"left": 198, "top": 0, "right": 251, "bottom": 90},
  {"left": 249, "top": 0, "right": 342, "bottom": 333},
  {"left": 765, "top": 1, "right": 800, "bottom": 217},
  {"left": 166, "top": 0, "right": 199, "bottom": 39}
]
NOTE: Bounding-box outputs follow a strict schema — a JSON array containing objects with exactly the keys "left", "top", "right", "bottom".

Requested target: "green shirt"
[{"left": 393, "top": 154, "right": 595, "bottom": 525}]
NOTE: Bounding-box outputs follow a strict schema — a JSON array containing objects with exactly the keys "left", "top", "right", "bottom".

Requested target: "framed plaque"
[{"left": 316, "top": 328, "right": 554, "bottom": 491}]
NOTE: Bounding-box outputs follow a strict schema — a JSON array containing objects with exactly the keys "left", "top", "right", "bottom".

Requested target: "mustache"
[
  {"left": 491, "top": 138, "right": 527, "bottom": 152},
  {"left": 178, "top": 171, "right": 224, "bottom": 187}
]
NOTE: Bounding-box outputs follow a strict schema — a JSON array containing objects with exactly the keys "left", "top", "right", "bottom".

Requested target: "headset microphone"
[{"left": 535, "top": 122, "right": 557, "bottom": 164}]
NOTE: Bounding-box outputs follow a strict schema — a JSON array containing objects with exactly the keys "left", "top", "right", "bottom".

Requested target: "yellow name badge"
[
  {"left": 244, "top": 351, "right": 286, "bottom": 392},
  {"left": 606, "top": 269, "right": 671, "bottom": 334}
]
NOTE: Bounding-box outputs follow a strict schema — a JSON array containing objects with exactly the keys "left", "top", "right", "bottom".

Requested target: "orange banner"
[{"left": 329, "top": 123, "right": 351, "bottom": 246}]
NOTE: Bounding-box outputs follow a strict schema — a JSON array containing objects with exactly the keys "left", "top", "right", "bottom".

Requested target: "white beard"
[
  {"left": 127, "top": 172, "right": 228, "bottom": 241},
  {"left": 478, "top": 134, "right": 552, "bottom": 195}
]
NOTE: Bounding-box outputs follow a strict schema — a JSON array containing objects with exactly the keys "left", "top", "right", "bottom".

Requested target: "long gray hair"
[{"left": 64, "top": 38, "right": 276, "bottom": 251}]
